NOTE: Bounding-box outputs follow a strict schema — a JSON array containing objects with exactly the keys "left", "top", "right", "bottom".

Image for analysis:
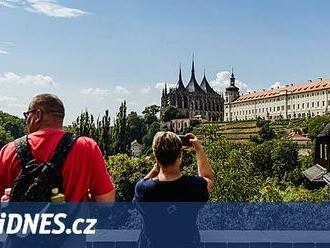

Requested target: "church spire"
[
  {"left": 230, "top": 67, "right": 235, "bottom": 86},
  {"left": 186, "top": 54, "right": 203, "bottom": 93},
  {"left": 226, "top": 67, "right": 239, "bottom": 92},
  {"left": 200, "top": 68, "right": 215, "bottom": 94},
  {"left": 192, "top": 54, "right": 195, "bottom": 74},
  {"left": 177, "top": 64, "right": 185, "bottom": 90}
]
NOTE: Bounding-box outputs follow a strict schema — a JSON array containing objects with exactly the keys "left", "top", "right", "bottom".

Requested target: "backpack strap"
[
  {"left": 49, "top": 132, "right": 78, "bottom": 169},
  {"left": 15, "top": 135, "right": 34, "bottom": 169}
]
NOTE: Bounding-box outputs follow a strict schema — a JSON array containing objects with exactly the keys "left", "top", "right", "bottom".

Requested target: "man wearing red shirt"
[{"left": 0, "top": 93, "right": 115, "bottom": 202}]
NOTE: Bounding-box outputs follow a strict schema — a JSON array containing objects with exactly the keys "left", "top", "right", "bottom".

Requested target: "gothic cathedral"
[{"left": 161, "top": 59, "right": 225, "bottom": 121}]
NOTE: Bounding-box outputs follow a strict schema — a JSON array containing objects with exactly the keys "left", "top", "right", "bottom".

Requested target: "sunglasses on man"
[
  {"left": 23, "top": 109, "right": 38, "bottom": 120},
  {"left": 23, "top": 109, "right": 64, "bottom": 120}
]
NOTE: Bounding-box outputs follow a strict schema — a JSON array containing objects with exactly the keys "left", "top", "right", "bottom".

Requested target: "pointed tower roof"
[
  {"left": 226, "top": 67, "right": 239, "bottom": 91},
  {"left": 200, "top": 69, "right": 215, "bottom": 94},
  {"left": 177, "top": 65, "right": 185, "bottom": 90},
  {"left": 186, "top": 55, "right": 204, "bottom": 93}
]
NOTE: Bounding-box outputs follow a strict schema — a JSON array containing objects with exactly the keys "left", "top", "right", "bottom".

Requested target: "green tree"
[
  {"left": 161, "top": 105, "right": 183, "bottom": 122},
  {"left": 259, "top": 122, "right": 275, "bottom": 141},
  {"left": 250, "top": 141, "right": 273, "bottom": 178},
  {"left": 106, "top": 154, "right": 153, "bottom": 201},
  {"left": 304, "top": 115, "right": 330, "bottom": 140},
  {"left": 0, "top": 126, "right": 13, "bottom": 149},
  {"left": 0, "top": 111, "right": 26, "bottom": 139},
  {"left": 127, "top": 112, "right": 145, "bottom": 144},
  {"left": 142, "top": 121, "right": 160, "bottom": 155},
  {"left": 271, "top": 140, "right": 299, "bottom": 180},
  {"left": 69, "top": 110, "right": 112, "bottom": 156},
  {"left": 99, "top": 110, "right": 112, "bottom": 157},
  {"left": 210, "top": 148, "right": 262, "bottom": 202},
  {"left": 111, "top": 101, "right": 129, "bottom": 154},
  {"left": 142, "top": 105, "right": 160, "bottom": 127}
]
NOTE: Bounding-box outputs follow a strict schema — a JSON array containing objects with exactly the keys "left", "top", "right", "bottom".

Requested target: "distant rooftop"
[{"left": 232, "top": 78, "right": 330, "bottom": 104}]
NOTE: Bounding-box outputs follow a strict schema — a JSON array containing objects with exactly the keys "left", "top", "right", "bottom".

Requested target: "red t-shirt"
[{"left": 0, "top": 129, "right": 115, "bottom": 202}]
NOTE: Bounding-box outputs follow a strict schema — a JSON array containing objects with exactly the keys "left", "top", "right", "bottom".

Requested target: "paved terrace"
[{"left": 85, "top": 230, "right": 330, "bottom": 248}]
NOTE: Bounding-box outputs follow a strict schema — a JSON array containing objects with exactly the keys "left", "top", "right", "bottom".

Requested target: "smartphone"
[{"left": 179, "top": 135, "right": 192, "bottom": 147}]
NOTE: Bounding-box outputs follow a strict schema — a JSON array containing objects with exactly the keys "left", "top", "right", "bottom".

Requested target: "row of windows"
[
  {"left": 231, "top": 100, "right": 329, "bottom": 114},
  {"left": 233, "top": 90, "right": 330, "bottom": 107},
  {"left": 231, "top": 101, "right": 328, "bottom": 116},
  {"left": 226, "top": 111, "right": 324, "bottom": 119}
]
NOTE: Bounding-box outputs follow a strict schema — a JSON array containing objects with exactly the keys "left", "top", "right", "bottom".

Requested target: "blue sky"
[{"left": 1, "top": 0, "right": 330, "bottom": 124}]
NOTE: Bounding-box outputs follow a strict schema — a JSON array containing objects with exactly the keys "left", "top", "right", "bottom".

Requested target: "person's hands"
[
  {"left": 153, "top": 163, "right": 160, "bottom": 173},
  {"left": 186, "top": 133, "right": 204, "bottom": 153},
  {"left": 144, "top": 163, "right": 160, "bottom": 179}
]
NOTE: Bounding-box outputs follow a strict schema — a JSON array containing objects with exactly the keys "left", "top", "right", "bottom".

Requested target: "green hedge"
[{"left": 105, "top": 136, "right": 328, "bottom": 202}]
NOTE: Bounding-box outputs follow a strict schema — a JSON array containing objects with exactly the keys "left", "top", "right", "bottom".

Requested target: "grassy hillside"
[{"left": 193, "top": 121, "right": 260, "bottom": 143}]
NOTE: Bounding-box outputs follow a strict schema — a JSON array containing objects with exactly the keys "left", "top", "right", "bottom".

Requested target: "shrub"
[
  {"left": 250, "top": 141, "right": 273, "bottom": 178},
  {"left": 303, "top": 115, "right": 330, "bottom": 140},
  {"left": 106, "top": 154, "right": 153, "bottom": 201},
  {"left": 0, "top": 126, "right": 13, "bottom": 149},
  {"left": 271, "top": 140, "right": 299, "bottom": 180}
]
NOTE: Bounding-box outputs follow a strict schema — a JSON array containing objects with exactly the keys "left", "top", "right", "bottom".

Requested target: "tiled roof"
[
  {"left": 232, "top": 79, "right": 330, "bottom": 104},
  {"left": 290, "top": 134, "right": 311, "bottom": 142}
]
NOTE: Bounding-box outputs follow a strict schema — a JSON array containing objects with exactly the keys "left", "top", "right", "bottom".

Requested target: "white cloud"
[
  {"left": 0, "top": 0, "right": 16, "bottom": 8},
  {"left": 80, "top": 88, "right": 112, "bottom": 97},
  {"left": 155, "top": 82, "right": 176, "bottom": 90},
  {"left": 115, "top": 86, "right": 130, "bottom": 94},
  {"left": 0, "top": 95, "right": 18, "bottom": 103},
  {"left": 1, "top": 41, "right": 14, "bottom": 46},
  {"left": 209, "top": 71, "right": 250, "bottom": 94},
  {"left": 140, "top": 86, "right": 151, "bottom": 94},
  {"left": 0, "top": 95, "right": 25, "bottom": 109},
  {"left": 1, "top": 0, "right": 88, "bottom": 18},
  {"left": 26, "top": 0, "right": 88, "bottom": 18},
  {"left": 0, "top": 49, "right": 9, "bottom": 55},
  {"left": 269, "top": 81, "right": 283, "bottom": 89},
  {"left": 0, "top": 72, "right": 58, "bottom": 86},
  {"left": 0, "top": 42, "right": 14, "bottom": 55}
]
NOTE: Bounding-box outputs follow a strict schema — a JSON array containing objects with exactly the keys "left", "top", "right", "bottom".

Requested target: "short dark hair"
[
  {"left": 152, "top": 131, "right": 182, "bottom": 166},
  {"left": 29, "top": 93, "right": 65, "bottom": 119}
]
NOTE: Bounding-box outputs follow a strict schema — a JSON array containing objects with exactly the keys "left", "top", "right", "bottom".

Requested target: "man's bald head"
[{"left": 29, "top": 94, "right": 65, "bottom": 120}]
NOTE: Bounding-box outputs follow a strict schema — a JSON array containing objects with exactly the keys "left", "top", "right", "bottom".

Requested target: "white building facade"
[{"left": 225, "top": 78, "right": 330, "bottom": 121}]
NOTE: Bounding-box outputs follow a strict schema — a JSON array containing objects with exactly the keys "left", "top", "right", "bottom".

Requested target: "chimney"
[
  {"left": 290, "top": 83, "right": 294, "bottom": 86},
  {"left": 308, "top": 80, "right": 312, "bottom": 83},
  {"left": 319, "top": 77, "right": 323, "bottom": 81}
]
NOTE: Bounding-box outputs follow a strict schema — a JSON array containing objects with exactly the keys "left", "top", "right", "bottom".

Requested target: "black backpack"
[{"left": 10, "top": 132, "right": 78, "bottom": 202}]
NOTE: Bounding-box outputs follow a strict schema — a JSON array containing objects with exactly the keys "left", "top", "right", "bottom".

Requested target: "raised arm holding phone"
[{"left": 134, "top": 131, "right": 214, "bottom": 248}]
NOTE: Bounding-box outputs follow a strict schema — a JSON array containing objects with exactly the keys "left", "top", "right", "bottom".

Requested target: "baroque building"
[
  {"left": 225, "top": 77, "right": 330, "bottom": 121},
  {"left": 161, "top": 59, "right": 225, "bottom": 121}
]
